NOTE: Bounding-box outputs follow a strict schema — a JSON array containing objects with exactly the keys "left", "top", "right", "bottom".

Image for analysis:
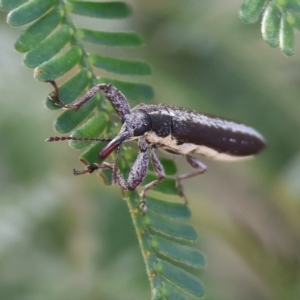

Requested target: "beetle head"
[{"left": 99, "top": 110, "right": 151, "bottom": 160}]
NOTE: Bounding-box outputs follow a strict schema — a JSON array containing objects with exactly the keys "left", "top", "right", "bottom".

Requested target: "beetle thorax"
[{"left": 121, "top": 109, "right": 152, "bottom": 140}]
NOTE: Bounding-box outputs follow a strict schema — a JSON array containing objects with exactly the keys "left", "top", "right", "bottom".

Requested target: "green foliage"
[
  {"left": 1, "top": 0, "right": 205, "bottom": 298},
  {"left": 128, "top": 194, "right": 205, "bottom": 299},
  {"left": 88, "top": 54, "right": 152, "bottom": 75},
  {"left": 76, "top": 29, "right": 143, "bottom": 47},
  {"left": 239, "top": 0, "right": 300, "bottom": 56}
]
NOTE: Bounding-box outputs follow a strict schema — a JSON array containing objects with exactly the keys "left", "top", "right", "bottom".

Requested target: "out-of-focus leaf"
[
  {"left": 0, "top": 0, "right": 28, "bottom": 11},
  {"left": 280, "top": 15, "right": 295, "bottom": 56},
  {"left": 157, "top": 259, "right": 204, "bottom": 297},
  {"left": 151, "top": 235, "right": 205, "bottom": 267},
  {"left": 282, "top": 2, "right": 300, "bottom": 14},
  {"left": 160, "top": 281, "right": 189, "bottom": 300},
  {"left": 240, "top": 0, "right": 265, "bottom": 24},
  {"left": 261, "top": 3, "right": 281, "bottom": 47},
  {"left": 146, "top": 211, "right": 197, "bottom": 241},
  {"left": 146, "top": 197, "right": 191, "bottom": 219}
]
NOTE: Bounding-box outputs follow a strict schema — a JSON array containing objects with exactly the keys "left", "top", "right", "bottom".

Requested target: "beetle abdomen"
[{"left": 172, "top": 118, "right": 265, "bottom": 156}]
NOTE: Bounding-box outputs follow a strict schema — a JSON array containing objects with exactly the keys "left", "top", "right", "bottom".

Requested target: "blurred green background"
[{"left": 1, "top": 1, "right": 300, "bottom": 299}]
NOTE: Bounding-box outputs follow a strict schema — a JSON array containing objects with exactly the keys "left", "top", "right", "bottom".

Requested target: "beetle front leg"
[
  {"left": 176, "top": 155, "right": 207, "bottom": 204},
  {"left": 102, "top": 138, "right": 149, "bottom": 211},
  {"left": 47, "top": 81, "right": 130, "bottom": 117},
  {"left": 47, "top": 80, "right": 106, "bottom": 110},
  {"left": 139, "top": 147, "right": 165, "bottom": 213}
]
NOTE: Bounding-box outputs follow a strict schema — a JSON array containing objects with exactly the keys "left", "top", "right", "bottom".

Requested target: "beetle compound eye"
[
  {"left": 133, "top": 110, "right": 152, "bottom": 136},
  {"left": 133, "top": 125, "right": 148, "bottom": 136}
]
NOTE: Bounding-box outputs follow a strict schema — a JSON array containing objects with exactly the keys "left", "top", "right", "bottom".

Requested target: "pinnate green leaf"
[
  {"left": 24, "top": 25, "right": 73, "bottom": 68},
  {"left": 146, "top": 211, "right": 197, "bottom": 241},
  {"left": 80, "top": 141, "right": 110, "bottom": 166},
  {"left": 77, "top": 29, "right": 143, "bottom": 47},
  {"left": 34, "top": 46, "right": 82, "bottom": 81},
  {"left": 286, "top": 11, "right": 300, "bottom": 32},
  {"left": 144, "top": 174, "right": 177, "bottom": 195},
  {"left": 240, "top": 0, "right": 265, "bottom": 24},
  {"left": 54, "top": 93, "right": 98, "bottom": 133},
  {"left": 160, "top": 281, "right": 189, "bottom": 300},
  {"left": 280, "top": 14, "right": 295, "bottom": 56},
  {"left": 262, "top": 3, "right": 281, "bottom": 47},
  {"left": 98, "top": 77, "right": 154, "bottom": 101},
  {"left": 70, "top": 112, "right": 109, "bottom": 149},
  {"left": 240, "top": 1, "right": 300, "bottom": 55},
  {"left": 14, "top": 8, "right": 62, "bottom": 53},
  {"left": 282, "top": 1, "right": 300, "bottom": 13},
  {"left": 46, "top": 69, "right": 91, "bottom": 110},
  {"left": 89, "top": 54, "right": 151, "bottom": 76},
  {"left": 7, "top": 0, "right": 57, "bottom": 26},
  {"left": 0, "top": 0, "right": 28, "bottom": 11},
  {"left": 66, "top": 1, "right": 131, "bottom": 19},
  {"left": 158, "top": 259, "right": 204, "bottom": 297},
  {"left": 146, "top": 197, "right": 191, "bottom": 219},
  {"left": 152, "top": 235, "right": 205, "bottom": 267}
]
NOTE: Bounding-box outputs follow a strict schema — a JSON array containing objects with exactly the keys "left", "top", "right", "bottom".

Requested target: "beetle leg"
[
  {"left": 103, "top": 138, "right": 149, "bottom": 207},
  {"left": 98, "top": 84, "right": 131, "bottom": 118},
  {"left": 73, "top": 163, "right": 102, "bottom": 175},
  {"left": 176, "top": 155, "right": 207, "bottom": 204},
  {"left": 47, "top": 81, "right": 130, "bottom": 117},
  {"left": 139, "top": 147, "right": 165, "bottom": 213},
  {"left": 71, "top": 145, "right": 121, "bottom": 177}
]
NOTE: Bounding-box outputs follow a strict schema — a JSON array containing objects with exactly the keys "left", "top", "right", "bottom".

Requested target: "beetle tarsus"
[
  {"left": 47, "top": 80, "right": 67, "bottom": 108},
  {"left": 176, "top": 155, "right": 207, "bottom": 204},
  {"left": 139, "top": 199, "right": 147, "bottom": 214},
  {"left": 175, "top": 180, "right": 189, "bottom": 205},
  {"left": 73, "top": 163, "right": 101, "bottom": 175},
  {"left": 140, "top": 146, "right": 165, "bottom": 202}
]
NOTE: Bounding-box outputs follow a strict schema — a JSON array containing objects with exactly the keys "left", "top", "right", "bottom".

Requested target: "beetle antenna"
[{"left": 46, "top": 136, "right": 112, "bottom": 142}]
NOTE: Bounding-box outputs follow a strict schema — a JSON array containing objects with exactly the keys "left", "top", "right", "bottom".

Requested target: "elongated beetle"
[{"left": 47, "top": 81, "right": 265, "bottom": 212}]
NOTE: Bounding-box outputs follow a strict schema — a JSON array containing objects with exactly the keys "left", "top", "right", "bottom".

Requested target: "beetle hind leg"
[
  {"left": 140, "top": 146, "right": 165, "bottom": 213},
  {"left": 176, "top": 155, "right": 207, "bottom": 204}
]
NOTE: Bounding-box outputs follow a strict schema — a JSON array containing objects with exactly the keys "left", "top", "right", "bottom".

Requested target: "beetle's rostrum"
[
  {"left": 99, "top": 109, "right": 152, "bottom": 160},
  {"left": 47, "top": 81, "right": 266, "bottom": 213}
]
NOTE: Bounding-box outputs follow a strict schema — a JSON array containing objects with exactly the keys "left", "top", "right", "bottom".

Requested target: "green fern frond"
[
  {"left": 0, "top": 0, "right": 205, "bottom": 298},
  {"left": 239, "top": 0, "right": 300, "bottom": 56}
]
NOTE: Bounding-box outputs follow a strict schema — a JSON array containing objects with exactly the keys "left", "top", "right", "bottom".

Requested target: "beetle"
[{"left": 47, "top": 81, "right": 266, "bottom": 212}]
